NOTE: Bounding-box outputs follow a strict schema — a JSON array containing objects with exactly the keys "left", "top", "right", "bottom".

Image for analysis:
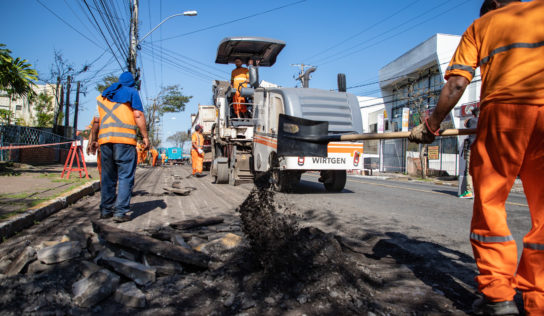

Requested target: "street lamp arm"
[{"left": 138, "top": 11, "right": 197, "bottom": 45}]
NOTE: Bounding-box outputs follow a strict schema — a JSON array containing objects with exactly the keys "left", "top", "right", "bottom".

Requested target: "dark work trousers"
[{"left": 99, "top": 143, "right": 137, "bottom": 217}]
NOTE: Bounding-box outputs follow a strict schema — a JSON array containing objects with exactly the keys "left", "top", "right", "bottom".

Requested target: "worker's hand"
[
  {"left": 87, "top": 141, "right": 99, "bottom": 155},
  {"left": 408, "top": 123, "right": 436, "bottom": 144},
  {"left": 143, "top": 137, "right": 150, "bottom": 150},
  {"left": 197, "top": 148, "right": 204, "bottom": 155}
]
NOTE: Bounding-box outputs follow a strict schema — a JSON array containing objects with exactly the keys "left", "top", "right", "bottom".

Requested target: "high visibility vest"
[
  {"left": 192, "top": 132, "right": 203, "bottom": 150},
  {"left": 96, "top": 96, "right": 138, "bottom": 146}
]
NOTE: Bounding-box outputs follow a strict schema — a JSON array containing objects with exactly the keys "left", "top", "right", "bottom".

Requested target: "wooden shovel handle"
[{"left": 339, "top": 129, "right": 477, "bottom": 141}]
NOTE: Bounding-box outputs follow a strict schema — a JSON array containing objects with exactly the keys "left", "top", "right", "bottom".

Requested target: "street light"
[{"left": 138, "top": 10, "right": 198, "bottom": 45}]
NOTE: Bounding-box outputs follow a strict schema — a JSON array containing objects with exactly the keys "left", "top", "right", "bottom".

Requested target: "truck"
[
  {"left": 190, "top": 104, "right": 218, "bottom": 171},
  {"left": 210, "top": 37, "right": 364, "bottom": 192},
  {"left": 166, "top": 147, "right": 188, "bottom": 165}
]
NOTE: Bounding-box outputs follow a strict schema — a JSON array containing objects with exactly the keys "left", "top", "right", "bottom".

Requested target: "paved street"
[{"left": 0, "top": 164, "right": 532, "bottom": 314}]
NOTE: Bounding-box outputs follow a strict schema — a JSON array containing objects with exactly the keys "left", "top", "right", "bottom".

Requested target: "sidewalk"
[{"left": 0, "top": 163, "right": 100, "bottom": 222}]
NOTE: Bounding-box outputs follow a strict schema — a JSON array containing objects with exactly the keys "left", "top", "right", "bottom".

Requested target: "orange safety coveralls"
[
  {"left": 231, "top": 67, "right": 249, "bottom": 116},
  {"left": 136, "top": 143, "right": 143, "bottom": 164},
  {"left": 160, "top": 152, "right": 166, "bottom": 165},
  {"left": 445, "top": 2, "right": 544, "bottom": 313},
  {"left": 150, "top": 149, "right": 158, "bottom": 167},
  {"left": 191, "top": 132, "right": 204, "bottom": 175}
]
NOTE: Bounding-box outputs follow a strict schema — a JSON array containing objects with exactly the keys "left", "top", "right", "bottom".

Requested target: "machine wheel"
[
  {"left": 271, "top": 170, "right": 300, "bottom": 193},
  {"left": 215, "top": 162, "right": 229, "bottom": 184},
  {"left": 323, "top": 170, "right": 346, "bottom": 192}
]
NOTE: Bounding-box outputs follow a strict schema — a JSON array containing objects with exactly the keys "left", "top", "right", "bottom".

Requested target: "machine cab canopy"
[{"left": 215, "top": 37, "right": 286, "bottom": 67}]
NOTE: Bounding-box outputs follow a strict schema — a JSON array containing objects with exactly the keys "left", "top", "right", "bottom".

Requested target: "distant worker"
[
  {"left": 150, "top": 147, "right": 159, "bottom": 167},
  {"left": 90, "top": 71, "right": 149, "bottom": 223},
  {"left": 460, "top": 107, "right": 479, "bottom": 199},
  {"left": 86, "top": 116, "right": 101, "bottom": 175},
  {"left": 137, "top": 141, "right": 145, "bottom": 165},
  {"left": 191, "top": 125, "right": 204, "bottom": 177},
  {"left": 231, "top": 57, "right": 249, "bottom": 118},
  {"left": 409, "top": 0, "right": 544, "bottom": 314},
  {"left": 160, "top": 151, "right": 166, "bottom": 166}
]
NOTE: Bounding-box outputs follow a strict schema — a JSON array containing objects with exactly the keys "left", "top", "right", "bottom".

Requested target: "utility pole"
[
  {"left": 56, "top": 84, "right": 64, "bottom": 134},
  {"left": 73, "top": 82, "right": 81, "bottom": 134},
  {"left": 291, "top": 64, "right": 317, "bottom": 88},
  {"left": 128, "top": 0, "right": 139, "bottom": 77},
  {"left": 64, "top": 76, "right": 71, "bottom": 137}
]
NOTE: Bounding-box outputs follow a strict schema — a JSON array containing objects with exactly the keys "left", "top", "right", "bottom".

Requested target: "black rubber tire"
[
  {"left": 272, "top": 170, "right": 300, "bottom": 193},
  {"left": 324, "top": 170, "right": 347, "bottom": 192}
]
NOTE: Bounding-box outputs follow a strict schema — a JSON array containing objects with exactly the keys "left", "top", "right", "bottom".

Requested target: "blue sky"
[{"left": 0, "top": 0, "right": 482, "bottom": 145}]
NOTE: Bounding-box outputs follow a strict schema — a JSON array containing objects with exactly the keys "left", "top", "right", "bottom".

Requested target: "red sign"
[{"left": 461, "top": 102, "right": 479, "bottom": 117}]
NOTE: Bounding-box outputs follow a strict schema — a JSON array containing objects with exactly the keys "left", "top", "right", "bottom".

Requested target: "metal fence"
[
  {"left": 0, "top": 124, "right": 73, "bottom": 162},
  {"left": 363, "top": 136, "right": 461, "bottom": 177}
]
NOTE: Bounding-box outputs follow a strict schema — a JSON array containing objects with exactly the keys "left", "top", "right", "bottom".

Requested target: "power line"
[
  {"left": 305, "top": 0, "right": 422, "bottom": 62},
  {"left": 36, "top": 0, "right": 104, "bottom": 50},
  {"left": 81, "top": 0, "right": 125, "bottom": 70},
  {"left": 315, "top": 0, "right": 470, "bottom": 66},
  {"left": 151, "top": 0, "right": 307, "bottom": 43}
]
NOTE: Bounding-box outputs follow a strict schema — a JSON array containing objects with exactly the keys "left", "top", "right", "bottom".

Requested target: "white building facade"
[
  {"left": 376, "top": 34, "right": 481, "bottom": 177},
  {"left": 0, "top": 83, "right": 56, "bottom": 126}
]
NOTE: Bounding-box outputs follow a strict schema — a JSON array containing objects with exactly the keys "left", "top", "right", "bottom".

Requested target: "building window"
[{"left": 15, "top": 105, "right": 22, "bottom": 111}]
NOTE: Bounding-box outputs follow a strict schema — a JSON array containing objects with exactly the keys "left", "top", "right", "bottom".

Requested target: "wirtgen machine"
[{"left": 210, "top": 37, "right": 364, "bottom": 192}]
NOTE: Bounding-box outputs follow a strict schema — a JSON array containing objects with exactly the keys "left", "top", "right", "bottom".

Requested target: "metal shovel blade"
[{"left": 277, "top": 114, "right": 331, "bottom": 157}]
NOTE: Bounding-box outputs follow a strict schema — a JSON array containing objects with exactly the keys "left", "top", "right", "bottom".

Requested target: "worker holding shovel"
[{"left": 409, "top": 1, "right": 544, "bottom": 314}]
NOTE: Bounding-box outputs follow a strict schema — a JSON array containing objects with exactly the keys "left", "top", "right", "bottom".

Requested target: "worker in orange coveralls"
[
  {"left": 136, "top": 141, "right": 146, "bottom": 165},
  {"left": 231, "top": 57, "right": 249, "bottom": 118},
  {"left": 86, "top": 117, "right": 101, "bottom": 175},
  {"left": 150, "top": 147, "right": 158, "bottom": 167},
  {"left": 160, "top": 151, "right": 166, "bottom": 166},
  {"left": 191, "top": 125, "right": 204, "bottom": 177},
  {"left": 409, "top": 1, "right": 544, "bottom": 314}
]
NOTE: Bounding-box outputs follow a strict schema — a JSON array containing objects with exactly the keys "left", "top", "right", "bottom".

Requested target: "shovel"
[{"left": 276, "top": 114, "right": 476, "bottom": 157}]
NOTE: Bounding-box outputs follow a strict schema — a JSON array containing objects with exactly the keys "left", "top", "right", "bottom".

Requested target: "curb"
[{"left": 0, "top": 180, "right": 101, "bottom": 240}]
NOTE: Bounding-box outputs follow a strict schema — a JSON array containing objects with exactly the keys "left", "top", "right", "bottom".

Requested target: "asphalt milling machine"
[{"left": 209, "top": 36, "right": 366, "bottom": 192}]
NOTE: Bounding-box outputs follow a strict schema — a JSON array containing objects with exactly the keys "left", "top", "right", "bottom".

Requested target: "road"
[
  {"left": 0, "top": 164, "right": 531, "bottom": 314},
  {"left": 291, "top": 173, "right": 530, "bottom": 258}
]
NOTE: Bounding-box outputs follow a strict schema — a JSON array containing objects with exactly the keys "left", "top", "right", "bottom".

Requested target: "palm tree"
[{"left": 0, "top": 44, "right": 38, "bottom": 124}]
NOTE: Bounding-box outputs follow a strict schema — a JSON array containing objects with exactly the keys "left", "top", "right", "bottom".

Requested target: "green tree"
[
  {"left": 96, "top": 75, "right": 118, "bottom": 93},
  {"left": 0, "top": 44, "right": 38, "bottom": 98},
  {"left": 166, "top": 131, "right": 189, "bottom": 148},
  {"left": 34, "top": 93, "right": 54, "bottom": 127},
  {"left": 146, "top": 86, "right": 192, "bottom": 147}
]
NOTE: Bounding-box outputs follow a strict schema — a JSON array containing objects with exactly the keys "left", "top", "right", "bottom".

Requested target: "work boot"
[
  {"left": 472, "top": 296, "right": 519, "bottom": 315},
  {"left": 113, "top": 214, "right": 131, "bottom": 223},
  {"left": 100, "top": 212, "right": 113, "bottom": 219}
]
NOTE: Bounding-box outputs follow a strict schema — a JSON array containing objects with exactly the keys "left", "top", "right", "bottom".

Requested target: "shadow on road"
[
  {"left": 294, "top": 180, "right": 355, "bottom": 194},
  {"left": 432, "top": 189, "right": 459, "bottom": 197},
  {"left": 368, "top": 231, "right": 478, "bottom": 312},
  {"left": 131, "top": 199, "right": 167, "bottom": 219}
]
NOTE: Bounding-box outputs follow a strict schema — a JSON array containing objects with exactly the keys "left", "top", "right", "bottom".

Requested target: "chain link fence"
[{"left": 0, "top": 124, "right": 73, "bottom": 163}]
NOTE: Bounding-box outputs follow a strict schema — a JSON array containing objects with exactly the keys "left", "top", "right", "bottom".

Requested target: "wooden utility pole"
[
  {"left": 53, "top": 76, "right": 61, "bottom": 132},
  {"left": 64, "top": 76, "right": 71, "bottom": 137},
  {"left": 73, "top": 82, "right": 81, "bottom": 134},
  {"left": 128, "top": 0, "right": 139, "bottom": 77},
  {"left": 56, "top": 84, "right": 65, "bottom": 134}
]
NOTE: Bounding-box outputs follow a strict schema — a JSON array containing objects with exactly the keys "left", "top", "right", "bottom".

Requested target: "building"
[
  {"left": 0, "top": 83, "right": 57, "bottom": 126},
  {"left": 358, "top": 96, "right": 385, "bottom": 134},
  {"left": 376, "top": 33, "right": 482, "bottom": 176},
  {"left": 379, "top": 33, "right": 481, "bottom": 132}
]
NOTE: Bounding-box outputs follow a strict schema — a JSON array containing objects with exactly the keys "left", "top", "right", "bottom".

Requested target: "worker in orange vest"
[
  {"left": 160, "top": 151, "right": 166, "bottom": 166},
  {"left": 191, "top": 125, "right": 204, "bottom": 177},
  {"left": 136, "top": 141, "right": 144, "bottom": 165},
  {"left": 89, "top": 71, "right": 149, "bottom": 223},
  {"left": 231, "top": 57, "right": 249, "bottom": 118},
  {"left": 150, "top": 148, "right": 158, "bottom": 167},
  {"left": 409, "top": 1, "right": 544, "bottom": 314}
]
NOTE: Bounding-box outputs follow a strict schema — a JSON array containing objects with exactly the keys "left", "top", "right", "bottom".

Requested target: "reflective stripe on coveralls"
[
  {"left": 96, "top": 96, "right": 137, "bottom": 145},
  {"left": 444, "top": 2, "right": 544, "bottom": 312},
  {"left": 191, "top": 132, "right": 204, "bottom": 175}
]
